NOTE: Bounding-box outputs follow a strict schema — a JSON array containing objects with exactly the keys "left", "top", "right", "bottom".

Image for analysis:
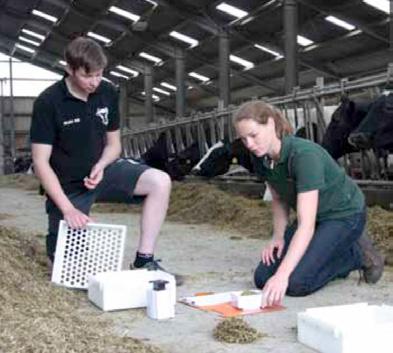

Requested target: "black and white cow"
[
  {"left": 321, "top": 97, "right": 372, "bottom": 160},
  {"left": 191, "top": 138, "right": 254, "bottom": 178},
  {"left": 348, "top": 92, "right": 393, "bottom": 151}
]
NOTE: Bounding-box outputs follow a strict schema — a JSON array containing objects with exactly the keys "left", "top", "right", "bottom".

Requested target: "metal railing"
[{"left": 122, "top": 65, "right": 392, "bottom": 160}]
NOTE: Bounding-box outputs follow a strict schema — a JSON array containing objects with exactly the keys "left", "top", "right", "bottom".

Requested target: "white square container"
[
  {"left": 298, "top": 302, "right": 393, "bottom": 353},
  {"left": 230, "top": 290, "right": 262, "bottom": 310},
  {"left": 88, "top": 269, "right": 176, "bottom": 311}
]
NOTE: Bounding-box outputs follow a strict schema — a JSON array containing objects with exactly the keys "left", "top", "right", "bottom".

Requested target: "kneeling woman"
[{"left": 233, "top": 100, "right": 384, "bottom": 307}]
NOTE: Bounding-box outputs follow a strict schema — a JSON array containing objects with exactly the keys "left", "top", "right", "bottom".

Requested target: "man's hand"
[
  {"left": 63, "top": 207, "right": 93, "bottom": 229},
  {"left": 261, "top": 237, "right": 285, "bottom": 266},
  {"left": 84, "top": 163, "right": 104, "bottom": 190}
]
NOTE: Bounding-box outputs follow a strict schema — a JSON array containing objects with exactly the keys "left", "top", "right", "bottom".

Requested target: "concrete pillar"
[
  {"left": 0, "top": 81, "right": 4, "bottom": 175},
  {"left": 218, "top": 30, "right": 230, "bottom": 109},
  {"left": 389, "top": 1, "right": 393, "bottom": 90},
  {"left": 284, "top": 0, "right": 298, "bottom": 94},
  {"left": 119, "top": 81, "right": 128, "bottom": 130},
  {"left": 175, "top": 48, "right": 185, "bottom": 118},
  {"left": 144, "top": 65, "right": 154, "bottom": 124}
]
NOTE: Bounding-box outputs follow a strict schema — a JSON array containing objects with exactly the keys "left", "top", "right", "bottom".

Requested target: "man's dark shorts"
[{"left": 46, "top": 158, "right": 149, "bottom": 260}]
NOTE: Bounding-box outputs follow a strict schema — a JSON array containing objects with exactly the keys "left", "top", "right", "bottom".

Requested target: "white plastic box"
[
  {"left": 230, "top": 290, "right": 262, "bottom": 310},
  {"left": 88, "top": 269, "right": 176, "bottom": 311},
  {"left": 298, "top": 303, "right": 393, "bottom": 353}
]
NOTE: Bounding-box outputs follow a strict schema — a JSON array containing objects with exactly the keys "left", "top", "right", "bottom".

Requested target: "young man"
[{"left": 30, "top": 37, "right": 180, "bottom": 282}]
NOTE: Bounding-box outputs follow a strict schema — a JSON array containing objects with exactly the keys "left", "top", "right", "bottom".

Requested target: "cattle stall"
[{"left": 122, "top": 65, "right": 393, "bottom": 209}]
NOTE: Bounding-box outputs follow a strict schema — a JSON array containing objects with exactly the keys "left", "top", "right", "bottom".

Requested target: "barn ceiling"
[{"left": 0, "top": 0, "right": 391, "bottom": 115}]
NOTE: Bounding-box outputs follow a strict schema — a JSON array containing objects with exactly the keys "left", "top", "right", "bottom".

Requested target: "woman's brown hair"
[{"left": 233, "top": 100, "right": 293, "bottom": 138}]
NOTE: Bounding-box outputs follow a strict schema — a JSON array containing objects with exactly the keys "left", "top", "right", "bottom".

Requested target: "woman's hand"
[
  {"left": 261, "top": 272, "right": 288, "bottom": 308},
  {"left": 261, "top": 237, "right": 285, "bottom": 266}
]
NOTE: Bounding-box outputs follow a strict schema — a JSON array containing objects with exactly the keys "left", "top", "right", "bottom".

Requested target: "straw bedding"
[{"left": 0, "top": 226, "right": 163, "bottom": 353}]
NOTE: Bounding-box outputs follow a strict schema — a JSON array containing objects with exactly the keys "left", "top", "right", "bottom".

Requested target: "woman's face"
[{"left": 235, "top": 118, "right": 275, "bottom": 157}]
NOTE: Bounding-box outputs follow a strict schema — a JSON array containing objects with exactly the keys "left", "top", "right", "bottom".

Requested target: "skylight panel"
[
  {"left": 18, "top": 36, "right": 41, "bottom": 47},
  {"left": 216, "top": 2, "right": 248, "bottom": 19},
  {"left": 230, "top": 54, "right": 254, "bottom": 70},
  {"left": 141, "top": 91, "right": 160, "bottom": 102},
  {"left": 109, "top": 6, "right": 140, "bottom": 22},
  {"left": 116, "top": 65, "right": 139, "bottom": 77},
  {"left": 138, "top": 52, "right": 163, "bottom": 65},
  {"left": 110, "top": 71, "right": 130, "bottom": 79},
  {"left": 15, "top": 43, "right": 36, "bottom": 54},
  {"left": 21, "top": 29, "right": 45, "bottom": 41},
  {"left": 297, "top": 35, "right": 314, "bottom": 46},
  {"left": 87, "top": 32, "right": 112, "bottom": 44},
  {"left": 254, "top": 44, "right": 283, "bottom": 58},
  {"left": 161, "top": 82, "right": 177, "bottom": 91},
  {"left": 362, "top": 0, "right": 389, "bottom": 14},
  {"left": 32, "top": 9, "right": 58, "bottom": 23},
  {"left": 169, "top": 31, "right": 199, "bottom": 48},
  {"left": 325, "top": 16, "right": 355, "bottom": 31},
  {"left": 153, "top": 87, "right": 170, "bottom": 96},
  {"left": 188, "top": 72, "right": 210, "bottom": 82}
]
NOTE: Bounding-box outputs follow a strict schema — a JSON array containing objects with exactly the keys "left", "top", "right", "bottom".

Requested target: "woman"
[{"left": 233, "top": 100, "right": 384, "bottom": 307}]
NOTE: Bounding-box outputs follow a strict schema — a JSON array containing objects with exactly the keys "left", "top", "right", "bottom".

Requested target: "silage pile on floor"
[
  {"left": 0, "top": 173, "right": 40, "bottom": 191},
  {"left": 1, "top": 174, "right": 392, "bottom": 261},
  {"left": 367, "top": 206, "right": 393, "bottom": 265},
  {"left": 93, "top": 182, "right": 274, "bottom": 239},
  {"left": 213, "top": 317, "right": 264, "bottom": 344},
  {"left": 93, "top": 181, "right": 393, "bottom": 263},
  {"left": 0, "top": 226, "right": 163, "bottom": 353}
]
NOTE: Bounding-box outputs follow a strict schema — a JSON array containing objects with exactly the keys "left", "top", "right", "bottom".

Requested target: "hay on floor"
[
  {"left": 0, "top": 173, "right": 40, "bottom": 191},
  {"left": 0, "top": 226, "right": 163, "bottom": 353},
  {"left": 93, "top": 182, "right": 274, "bottom": 239},
  {"left": 213, "top": 317, "right": 264, "bottom": 344}
]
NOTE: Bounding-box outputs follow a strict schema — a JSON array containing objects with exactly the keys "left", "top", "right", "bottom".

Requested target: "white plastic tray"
[
  {"left": 298, "top": 302, "right": 393, "bottom": 353},
  {"left": 51, "top": 220, "right": 126, "bottom": 289}
]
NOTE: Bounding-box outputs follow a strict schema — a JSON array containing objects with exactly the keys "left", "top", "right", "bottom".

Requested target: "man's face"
[{"left": 68, "top": 67, "right": 104, "bottom": 95}]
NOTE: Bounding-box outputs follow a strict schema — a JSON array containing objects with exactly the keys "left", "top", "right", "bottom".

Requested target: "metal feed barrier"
[{"left": 122, "top": 65, "right": 393, "bottom": 161}]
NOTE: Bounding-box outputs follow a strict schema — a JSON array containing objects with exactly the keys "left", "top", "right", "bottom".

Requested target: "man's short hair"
[{"left": 64, "top": 37, "right": 108, "bottom": 73}]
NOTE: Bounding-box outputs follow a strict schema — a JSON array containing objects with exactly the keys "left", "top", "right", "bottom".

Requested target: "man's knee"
[{"left": 144, "top": 168, "right": 172, "bottom": 192}]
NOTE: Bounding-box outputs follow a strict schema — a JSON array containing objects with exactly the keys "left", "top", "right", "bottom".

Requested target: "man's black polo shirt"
[{"left": 30, "top": 78, "right": 119, "bottom": 194}]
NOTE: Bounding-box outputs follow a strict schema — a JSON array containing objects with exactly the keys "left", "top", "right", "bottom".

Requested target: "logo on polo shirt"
[
  {"left": 63, "top": 118, "right": 80, "bottom": 126},
  {"left": 96, "top": 107, "right": 109, "bottom": 125}
]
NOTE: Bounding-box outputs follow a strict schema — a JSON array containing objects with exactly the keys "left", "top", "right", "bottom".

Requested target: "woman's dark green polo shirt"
[{"left": 253, "top": 135, "right": 364, "bottom": 221}]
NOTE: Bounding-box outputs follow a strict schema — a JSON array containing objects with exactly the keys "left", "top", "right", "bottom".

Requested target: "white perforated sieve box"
[
  {"left": 88, "top": 269, "right": 176, "bottom": 311},
  {"left": 297, "top": 303, "right": 393, "bottom": 353},
  {"left": 51, "top": 221, "right": 126, "bottom": 289}
]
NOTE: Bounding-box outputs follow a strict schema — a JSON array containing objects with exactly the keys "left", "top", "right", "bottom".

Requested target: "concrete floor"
[{"left": 1, "top": 187, "right": 392, "bottom": 353}]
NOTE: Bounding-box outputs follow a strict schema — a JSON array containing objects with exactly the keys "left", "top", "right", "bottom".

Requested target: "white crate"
[
  {"left": 88, "top": 269, "right": 176, "bottom": 311},
  {"left": 51, "top": 220, "right": 126, "bottom": 289},
  {"left": 230, "top": 290, "right": 262, "bottom": 310},
  {"left": 298, "top": 303, "right": 393, "bottom": 353}
]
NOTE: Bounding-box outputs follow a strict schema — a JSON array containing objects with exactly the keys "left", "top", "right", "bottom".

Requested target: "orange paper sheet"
[
  {"left": 198, "top": 302, "right": 285, "bottom": 317},
  {"left": 180, "top": 291, "right": 285, "bottom": 317}
]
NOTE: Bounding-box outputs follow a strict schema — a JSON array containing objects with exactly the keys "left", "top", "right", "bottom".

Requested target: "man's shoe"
[
  {"left": 130, "top": 259, "right": 185, "bottom": 286},
  {"left": 357, "top": 230, "right": 384, "bottom": 284}
]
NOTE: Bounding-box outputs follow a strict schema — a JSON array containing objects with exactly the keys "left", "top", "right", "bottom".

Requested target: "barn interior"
[{"left": 1, "top": 1, "right": 393, "bottom": 352}]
